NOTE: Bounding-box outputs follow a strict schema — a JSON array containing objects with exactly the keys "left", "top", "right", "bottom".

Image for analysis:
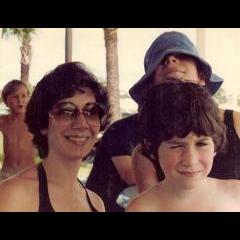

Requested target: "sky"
[{"left": 1, "top": 28, "right": 240, "bottom": 112}]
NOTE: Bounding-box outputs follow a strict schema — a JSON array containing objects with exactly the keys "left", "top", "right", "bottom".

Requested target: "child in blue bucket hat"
[
  {"left": 86, "top": 31, "right": 240, "bottom": 212},
  {"left": 129, "top": 31, "right": 223, "bottom": 104}
]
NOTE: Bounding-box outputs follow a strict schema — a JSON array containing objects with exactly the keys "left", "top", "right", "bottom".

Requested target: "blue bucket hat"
[{"left": 129, "top": 31, "right": 224, "bottom": 104}]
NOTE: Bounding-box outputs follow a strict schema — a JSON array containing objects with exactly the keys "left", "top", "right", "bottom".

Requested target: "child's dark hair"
[
  {"left": 138, "top": 80, "right": 226, "bottom": 180},
  {"left": 25, "top": 62, "right": 111, "bottom": 159},
  {"left": 2, "top": 80, "right": 29, "bottom": 104}
]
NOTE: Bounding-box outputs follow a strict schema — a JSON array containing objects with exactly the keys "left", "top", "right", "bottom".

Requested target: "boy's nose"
[
  {"left": 164, "top": 55, "right": 179, "bottom": 66},
  {"left": 181, "top": 147, "right": 198, "bottom": 167}
]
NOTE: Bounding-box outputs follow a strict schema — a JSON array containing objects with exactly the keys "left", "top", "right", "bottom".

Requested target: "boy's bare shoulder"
[
  {"left": 126, "top": 188, "right": 156, "bottom": 212},
  {"left": 126, "top": 196, "right": 145, "bottom": 212},
  {"left": 217, "top": 179, "right": 240, "bottom": 197},
  {"left": 228, "top": 179, "right": 240, "bottom": 193}
]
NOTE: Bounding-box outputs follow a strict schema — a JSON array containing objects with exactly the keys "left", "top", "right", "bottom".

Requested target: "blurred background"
[{"left": 0, "top": 28, "right": 240, "bottom": 179}]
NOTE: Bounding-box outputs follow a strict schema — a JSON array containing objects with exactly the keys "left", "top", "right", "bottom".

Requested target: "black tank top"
[
  {"left": 37, "top": 163, "right": 98, "bottom": 212},
  {"left": 209, "top": 110, "right": 240, "bottom": 179}
]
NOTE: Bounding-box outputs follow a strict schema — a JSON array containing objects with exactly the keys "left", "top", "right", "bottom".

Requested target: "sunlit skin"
[{"left": 0, "top": 85, "right": 35, "bottom": 180}]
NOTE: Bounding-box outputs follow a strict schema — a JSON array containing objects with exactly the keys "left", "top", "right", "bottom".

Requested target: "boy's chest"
[{"left": 2, "top": 120, "right": 31, "bottom": 138}]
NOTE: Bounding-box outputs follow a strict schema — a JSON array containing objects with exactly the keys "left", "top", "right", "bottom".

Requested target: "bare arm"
[
  {"left": 233, "top": 110, "right": 240, "bottom": 138},
  {"left": 112, "top": 155, "right": 136, "bottom": 185},
  {"left": 132, "top": 144, "right": 158, "bottom": 193}
]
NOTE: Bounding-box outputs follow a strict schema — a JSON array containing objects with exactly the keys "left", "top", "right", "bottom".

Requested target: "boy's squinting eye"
[
  {"left": 196, "top": 141, "right": 209, "bottom": 147},
  {"left": 169, "top": 144, "right": 183, "bottom": 149}
]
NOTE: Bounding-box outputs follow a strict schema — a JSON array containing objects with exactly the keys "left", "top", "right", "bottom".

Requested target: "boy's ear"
[
  {"left": 199, "top": 79, "right": 206, "bottom": 86},
  {"left": 40, "top": 129, "right": 48, "bottom": 135}
]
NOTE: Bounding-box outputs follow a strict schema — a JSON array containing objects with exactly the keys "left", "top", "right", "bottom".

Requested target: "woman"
[
  {"left": 126, "top": 81, "right": 240, "bottom": 212},
  {"left": 0, "top": 62, "right": 110, "bottom": 212}
]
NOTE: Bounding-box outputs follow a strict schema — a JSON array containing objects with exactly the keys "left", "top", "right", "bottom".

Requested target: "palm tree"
[
  {"left": 2, "top": 28, "right": 36, "bottom": 84},
  {"left": 103, "top": 28, "right": 121, "bottom": 122}
]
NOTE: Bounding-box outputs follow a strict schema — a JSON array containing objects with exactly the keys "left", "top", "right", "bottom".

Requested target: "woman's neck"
[{"left": 42, "top": 156, "right": 82, "bottom": 191}]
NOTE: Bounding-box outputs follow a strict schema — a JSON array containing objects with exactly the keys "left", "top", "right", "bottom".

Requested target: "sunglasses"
[{"left": 50, "top": 101, "right": 105, "bottom": 124}]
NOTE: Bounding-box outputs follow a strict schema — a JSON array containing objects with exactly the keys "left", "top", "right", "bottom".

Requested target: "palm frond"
[{"left": 2, "top": 28, "right": 36, "bottom": 40}]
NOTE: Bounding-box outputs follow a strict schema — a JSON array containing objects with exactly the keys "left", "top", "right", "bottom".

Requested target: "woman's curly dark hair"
[
  {"left": 25, "top": 62, "right": 111, "bottom": 159},
  {"left": 138, "top": 80, "right": 226, "bottom": 181}
]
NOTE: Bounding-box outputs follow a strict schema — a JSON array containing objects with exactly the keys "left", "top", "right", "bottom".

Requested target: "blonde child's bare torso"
[{"left": 0, "top": 114, "right": 35, "bottom": 180}]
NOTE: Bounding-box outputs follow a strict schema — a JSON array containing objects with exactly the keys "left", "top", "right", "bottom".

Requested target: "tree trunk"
[
  {"left": 104, "top": 28, "right": 121, "bottom": 122},
  {"left": 196, "top": 28, "right": 206, "bottom": 58},
  {"left": 20, "top": 37, "right": 31, "bottom": 84},
  {"left": 21, "top": 63, "right": 29, "bottom": 84},
  {"left": 65, "top": 28, "right": 72, "bottom": 62}
]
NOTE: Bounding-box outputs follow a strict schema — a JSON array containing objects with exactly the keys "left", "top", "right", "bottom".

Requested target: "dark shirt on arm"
[
  {"left": 86, "top": 114, "right": 138, "bottom": 212},
  {"left": 209, "top": 110, "right": 240, "bottom": 179}
]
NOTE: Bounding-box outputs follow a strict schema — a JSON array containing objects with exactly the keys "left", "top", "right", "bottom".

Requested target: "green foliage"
[
  {"left": 213, "top": 87, "right": 227, "bottom": 104},
  {"left": 238, "top": 95, "right": 240, "bottom": 106},
  {"left": 2, "top": 28, "right": 36, "bottom": 41}
]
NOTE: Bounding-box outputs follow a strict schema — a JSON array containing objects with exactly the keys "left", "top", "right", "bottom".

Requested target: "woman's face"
[
  {"left": 157, "top": 132, "right": 215, "bottom": 190},
  {"left": 44, "top": 87, "right": 101, "bottom": 161}
]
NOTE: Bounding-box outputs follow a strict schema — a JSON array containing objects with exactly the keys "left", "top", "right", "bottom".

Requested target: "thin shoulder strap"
[
  {"left": 37, "top": 162, "right": 55, "bottom": 212},
  {"left": 78, "top": 179, "right": 98, "bottom": 212},
  {"left": 224, "top": 109, "right": 234, "bottom": 127}
]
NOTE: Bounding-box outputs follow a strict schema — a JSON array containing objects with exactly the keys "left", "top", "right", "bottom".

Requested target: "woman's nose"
[{"left": 71, "top": 113, "right": 90, "bottom": 129}]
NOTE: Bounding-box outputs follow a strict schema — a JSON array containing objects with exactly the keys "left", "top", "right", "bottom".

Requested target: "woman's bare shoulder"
[
  {"left": 0, "top": 167, "right": 39, "bottom": 211},
  {"left": 86, "top": 189, "right": 106, "bottom": 212}
]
